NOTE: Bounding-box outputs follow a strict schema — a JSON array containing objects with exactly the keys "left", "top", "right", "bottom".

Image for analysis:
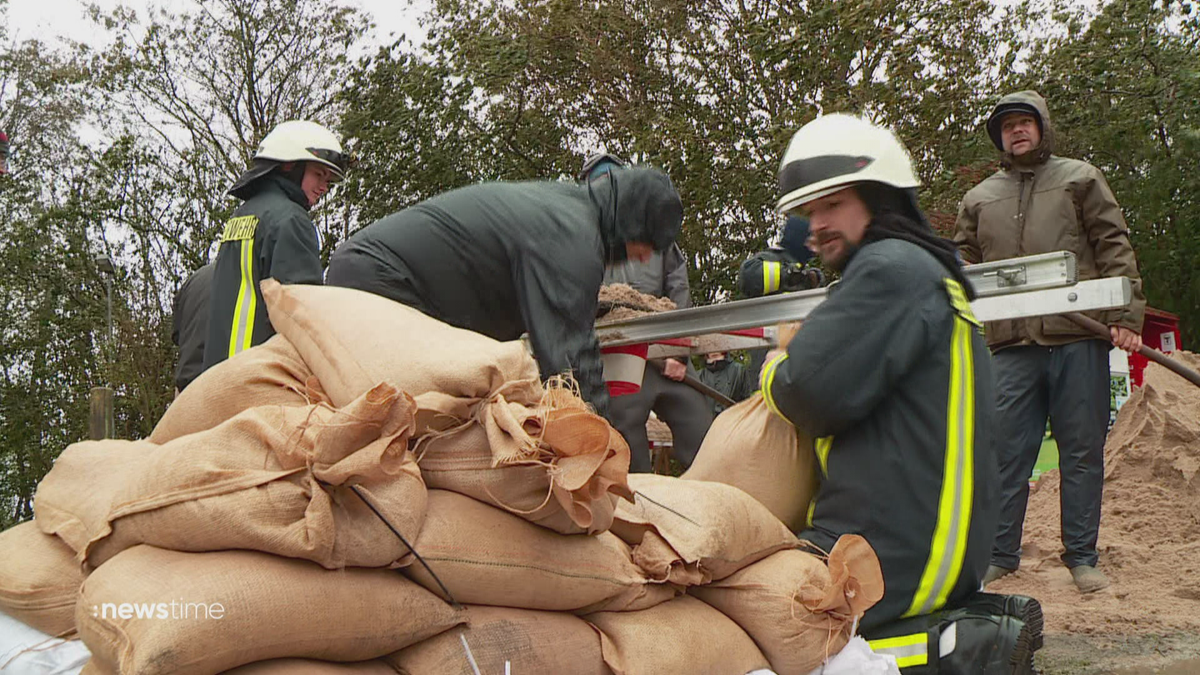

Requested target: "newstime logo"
[{"left": 90, "top": 601, "right": 226, "bottom": 620}]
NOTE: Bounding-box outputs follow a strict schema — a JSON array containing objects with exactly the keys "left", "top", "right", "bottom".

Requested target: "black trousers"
[
  {"left": 990, "top": 340, "right": 1110, "bottom": 570},
  {"left": 609, "top": 366, "right": 713, "bottom": 473}
]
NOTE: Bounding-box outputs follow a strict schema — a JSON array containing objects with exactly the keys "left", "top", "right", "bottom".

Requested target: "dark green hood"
[
  {"left": 588, "top": 167, "right": 683, "bottom": 263},
  {"left": 986, "top": 90, "right": 1056, "bottom": 167}
]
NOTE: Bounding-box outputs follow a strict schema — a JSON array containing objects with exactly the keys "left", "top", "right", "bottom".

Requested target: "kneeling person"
[{"left": 760, "top": 114, "right": 999, "bottom": 631}]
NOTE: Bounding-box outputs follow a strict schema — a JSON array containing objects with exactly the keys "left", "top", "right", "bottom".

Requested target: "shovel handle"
[
  {"left": 645, "top": 359, "right": 737, "bottom": 408},
  {"left": 1065, "top": 312, "right": 1200, "bottom": 390}
]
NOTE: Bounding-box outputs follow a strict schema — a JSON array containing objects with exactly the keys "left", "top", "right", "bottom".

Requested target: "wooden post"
[{"left": 89, "top": 387, "right": 115, "bottom": 440}]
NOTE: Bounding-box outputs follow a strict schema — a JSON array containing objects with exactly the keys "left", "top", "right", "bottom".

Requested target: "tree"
[
  {"left": 1021, "top": 0, "right": 1200, "bottom": 343},
  {"left": 341, "top": 0, "right": 1029, "bottom": 302}
]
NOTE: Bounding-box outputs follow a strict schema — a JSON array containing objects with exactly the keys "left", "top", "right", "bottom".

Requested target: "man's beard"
[{"left": 814, "top": 233, "right": 857, "bottom": 273}]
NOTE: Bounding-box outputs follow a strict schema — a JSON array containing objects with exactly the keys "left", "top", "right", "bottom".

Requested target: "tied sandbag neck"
[{"left": 346, "top": 484, "right": 462, "bottom": 610}]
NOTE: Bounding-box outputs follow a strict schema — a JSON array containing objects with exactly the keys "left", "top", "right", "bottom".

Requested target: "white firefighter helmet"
[
  {"left": 255, "top": 120, "right": 350, "bottom": 179},
  {"left": 776, "top": 114, "right": 919, "bottom": 215}
]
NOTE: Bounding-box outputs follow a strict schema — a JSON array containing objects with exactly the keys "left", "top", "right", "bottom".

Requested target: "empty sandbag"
[
  {"left": 77, "top": 546, "right": 464, "bottom": 675},
  {"left": 403, "top": 491, "right": 676, "bottom": 613},
  {"left": 0, "top": 521, "right": 84, "bottom": 636},
  {"left": 35, "top": 382, "right": 426, "bottom": 570}
]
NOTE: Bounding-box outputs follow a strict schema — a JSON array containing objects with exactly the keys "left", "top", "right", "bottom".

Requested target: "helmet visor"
[{"left": 306, "top": 147, "right": 352, "bottom": 176}]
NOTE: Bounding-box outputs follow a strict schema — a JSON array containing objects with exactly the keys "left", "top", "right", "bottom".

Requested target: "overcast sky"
[{"left": 6, "top": 0, "right": 429, "bottom": 50}]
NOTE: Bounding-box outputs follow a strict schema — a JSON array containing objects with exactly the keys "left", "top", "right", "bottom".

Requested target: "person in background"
[
  {"left": 583, "top": 152, "right": 714, "bottom": 471},
  {"left": 203, "top": 120, "right": 349, "bottom": 373},
  {"left": 172, "top": 262, "right": 215, "bottom": 394},
  {"left": 697, "top": 351, "right": 754, "bottom": 416},
  {"left": 738, "top": 215, "right": 826, "bottom": 381},
  {"left": 955, "top": 90, "right": 1146, "bottom": 594}
]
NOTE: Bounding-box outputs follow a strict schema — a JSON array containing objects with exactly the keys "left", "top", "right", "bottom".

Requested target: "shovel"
[{"left": 1065, "top": 313, "right": 1200, "bottom": 389}]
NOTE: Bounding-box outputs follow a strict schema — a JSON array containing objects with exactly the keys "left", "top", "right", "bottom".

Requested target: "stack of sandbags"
[
  {"left": 268, "top": 281, "right": 634, "bottom": 535},
  {"left": 34, "top": 382, "right": 426, "bottom": 571}
]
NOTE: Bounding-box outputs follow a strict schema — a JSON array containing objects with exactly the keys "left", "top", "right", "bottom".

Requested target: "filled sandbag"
[
  {"left": 222, "top": 659, "right": 399, "bottom": 674},
  {"left": 0, "top": 522, "right": 85, "bottom": 636},
  {"left": 77, "top": 546, "right": 464, "bottom": 675},
  {"left": 585, "top": 595, "right": 770, "bottom": 675},
  {"left": 386, "top": 605, "right": 611, "bottom": 675},
  {"left": 417, "top": 385, "right": 632, "bottom": 535},
  {"left": 35, "top": 382, "right": 426, "bottom": 570},
  {"left": 262, "top": 280, "right": 543, "bottom": 430},
  {"left": 151, "top": 334, "right": 325, "bottom": 444},
  {"left": 690, "top": 536, "right": 884, "bottom": 675},
  {"left": 403, "top": 491, "right": 677, "bottom": 613},
  {"left": 683, "top": 393, "right": 818, "bottom": 530},
  {"left": 609, "top": 474, "right": 798, "bottom": 586}
]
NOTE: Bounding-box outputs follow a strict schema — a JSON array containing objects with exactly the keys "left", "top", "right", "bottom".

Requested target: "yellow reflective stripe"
[
  {"left": 905, "top": 314, "right": 975, "bottom": 617},
  {"left": 805, "top": 497, "right": 816, "bottom": 527},
  {"left": 944, "top": 278, "right": 982, "bottom": 328},
  {"left": 868, "top": 633, "right": 928, "bottom": 668},
  {"left": 227, "top": 240, "right": 258, "bottom": 358},
  {"left": 815, "top": 436, "right": 833, "bottom": 476},
  {"left": 759, "top": 352, "right": 789, "bottom": 419},
  {"left": 763, "top": 261, "right": 782, "bottom": 294}
]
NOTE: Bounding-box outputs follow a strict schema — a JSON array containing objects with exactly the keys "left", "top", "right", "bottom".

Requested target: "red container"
[{"left": 1130, "top": 307, "right": 1183, "bottom": 387}]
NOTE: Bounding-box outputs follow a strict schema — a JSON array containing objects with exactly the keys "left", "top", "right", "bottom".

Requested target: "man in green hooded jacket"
[{"left": 954, "top": 90, "right": 1146, "bottom": 593}]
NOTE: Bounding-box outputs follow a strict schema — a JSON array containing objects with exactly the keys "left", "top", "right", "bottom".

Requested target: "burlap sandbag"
[
  {"left": 262, "top": 280, "right": 543, "bottom": 431},
  {"left": 608, "top": 474, "right": 798, "bottom": 586},
  {"left": 150, "top": 334, "right": 325, "bottom": 444},
  {"left": 77, "top": 546, "right": 464, "bottom": 675},
  {"left": 417, "top": 385, "right": 632, "bottom": 535},
  {"left": 0, "top": 521, "right": 84, "bottom": 636},
  {"left": 403, "top": 491, "right": 677, "bottom": 613},
  {"left": 690, "top": 536, "right": 885, "bottom": 675},
  {"left": 387, "top": 605, "right": 611, "bottom": 675},
  {"left": 222, "top": 659, "right": 398, "bottom": 674},
  {"left": 35, "top": 382, "right": 426, "bottom": 570},
  {"left": 585, "top": 595, "right": 769, "bottom": 675},
  {"left": 683, "top": 393, "right": 818, "bottom": 530}
]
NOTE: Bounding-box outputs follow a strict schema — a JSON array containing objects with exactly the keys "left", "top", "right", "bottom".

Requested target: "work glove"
[{"left": 782, "top": 264, "right": 825, "bottom": 292}]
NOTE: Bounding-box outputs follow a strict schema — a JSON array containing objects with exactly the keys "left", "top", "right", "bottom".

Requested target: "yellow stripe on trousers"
[
  {"left": 904, "top": 315, "right": 975, "bottom": 617},
  {"left": 227, "top": 240, "right": 258, "bottom": 358}
]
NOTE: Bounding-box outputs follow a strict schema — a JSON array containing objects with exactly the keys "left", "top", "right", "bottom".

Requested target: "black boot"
[{"left": 861, "top": 592, "right": 1043, "bottom": 674}]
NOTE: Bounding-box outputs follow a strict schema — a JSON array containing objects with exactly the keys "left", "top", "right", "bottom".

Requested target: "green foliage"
[{"left": 1, "top": 0, "right": 1198, "bottom": 528}]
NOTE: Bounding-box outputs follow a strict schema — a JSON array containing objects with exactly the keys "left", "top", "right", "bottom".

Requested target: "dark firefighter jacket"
[
  {"left": 203, "top": 174, "right": 323, "bottom": 372},
  {"left": 760, "top": 238, "right": 998, "bottom": 630}
]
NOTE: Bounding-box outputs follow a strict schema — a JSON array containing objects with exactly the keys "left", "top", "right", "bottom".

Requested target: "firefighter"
[
  {"left": 325, "top": 167, "right": 684, "bottom": 419},
  {"left": 172, "top": 262, "right": 215, "bottom": 394},
  {"left": 737, "top": 215, "right": 825, "bottom": 299},
  {"left": 760, "top": 114, "right": 1041, "bottom": 672},
  {"left": 203, "top": 121, "right": 349, "bottom": 372}
]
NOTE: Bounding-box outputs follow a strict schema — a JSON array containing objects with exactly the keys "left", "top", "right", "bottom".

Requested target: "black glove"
[{"left": 782, "top": 264, "right": 825, "bottom": 291}]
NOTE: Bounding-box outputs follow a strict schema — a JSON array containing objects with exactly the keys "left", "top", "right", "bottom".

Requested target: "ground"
[{"left": 1038, "top": 634, "right": 1200, "bottom": 674}]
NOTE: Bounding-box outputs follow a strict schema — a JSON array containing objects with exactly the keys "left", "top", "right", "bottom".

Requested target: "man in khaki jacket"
[{"left": 955, "top": 90, "right": 1146, "bottom": 593}]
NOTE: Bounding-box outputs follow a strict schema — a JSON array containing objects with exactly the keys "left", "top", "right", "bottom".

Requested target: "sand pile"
[
  {"left": 598, "top": 284, "right": 677, "bottom": 321},
  {"left": 989, "top": 351, "right": 1200, "bottom": 634}
]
